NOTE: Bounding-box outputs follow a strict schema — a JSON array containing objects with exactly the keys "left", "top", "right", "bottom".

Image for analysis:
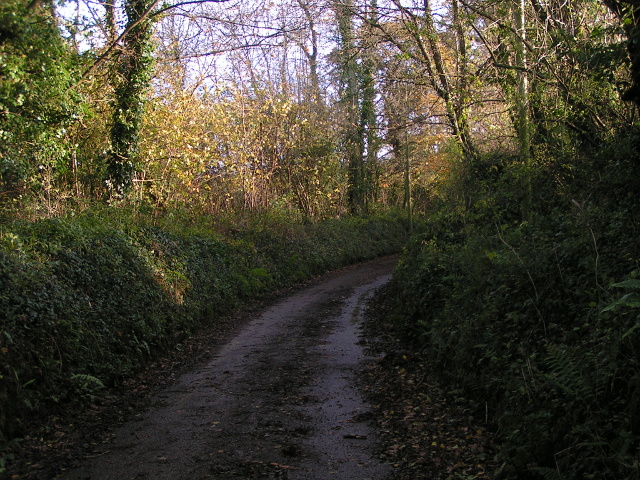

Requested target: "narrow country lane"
[{"left": 58, "top": 256, "right": 397, "bottom": 480}]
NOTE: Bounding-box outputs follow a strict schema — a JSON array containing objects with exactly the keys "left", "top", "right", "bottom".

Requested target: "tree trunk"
[
  {"left": 296, "top": 0, "right": 322, "bottom": 105},
  {"left": 334, "top": 0, "right": 366, "bottom": 213},
  {"left": 404, "top": 129, "right": 412, "bottom": 233},
  {"left": 102, "top": 0, "right": 116, "bottom": 44},
  {"left": 514, "top": 0, "right": 532, "bottom": 220},
  {"left": 106, "top": 0, "right": 155, "bottom": 198},
  {"left": 360, "top": 0, "right": 380, "bottom": 210},
  {"left": 382, "top": 0, "right": 477, "bottom": 160}
]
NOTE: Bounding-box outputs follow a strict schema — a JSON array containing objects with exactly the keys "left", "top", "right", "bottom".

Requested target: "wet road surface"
[{"left": 60, "top": 256, "right": 397, "bottom": 480}]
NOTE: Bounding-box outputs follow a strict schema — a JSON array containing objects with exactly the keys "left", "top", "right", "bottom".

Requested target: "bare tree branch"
[{"left": 82, "top": 0, "right": 232, "bottom": 79}]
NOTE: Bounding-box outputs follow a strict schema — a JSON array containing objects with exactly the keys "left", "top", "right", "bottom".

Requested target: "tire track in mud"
[{"left": 59, "top": 256, "right": 396, "bottom": 480}]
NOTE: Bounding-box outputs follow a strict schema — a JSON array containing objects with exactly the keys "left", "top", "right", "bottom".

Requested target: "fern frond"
[
  {"left": 531, "top": 466, "right": 568, "bottom": 480},
  {"left": 543, "top": 345, "right": 590, "bottom": 399},
  {"left": 70, "top": 373, "right": 106, "bottom": 391}
]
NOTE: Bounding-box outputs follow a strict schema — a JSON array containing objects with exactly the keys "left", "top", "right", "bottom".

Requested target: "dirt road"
[{"left": 59, "top": 256, "right": 397, "bottom": 480}]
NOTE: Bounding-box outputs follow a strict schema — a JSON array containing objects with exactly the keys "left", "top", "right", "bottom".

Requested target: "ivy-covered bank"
[
  {"left": 383, "top": 143, "right": 640, "bottom": 479},
  {"left": 0, "top": 210, "right": 406, "bottom": 451}
]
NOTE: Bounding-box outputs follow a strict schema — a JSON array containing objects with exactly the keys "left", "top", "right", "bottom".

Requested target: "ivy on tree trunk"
[
  {"left": 106, "top": 0, "right": 154, "bottom": 198},
  {"left": 334, "top": 0, "right": 380, "bottom": 215}
]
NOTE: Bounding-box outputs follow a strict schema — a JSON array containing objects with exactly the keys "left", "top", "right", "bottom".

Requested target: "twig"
[
  {"left": 494, "top": 223, "right": 547, "bottom": 337},
  {"left": 571, "top": 199, "right": 604, "bottom": 296}
]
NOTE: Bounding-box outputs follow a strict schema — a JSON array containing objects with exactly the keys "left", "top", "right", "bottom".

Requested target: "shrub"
[{"left": 385, "top": 141, "right": 640, "bottom": 479}]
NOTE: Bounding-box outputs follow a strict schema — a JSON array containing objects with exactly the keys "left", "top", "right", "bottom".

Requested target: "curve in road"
[{"left": 60, "top": 256, "right": 397, "bottom": 480}]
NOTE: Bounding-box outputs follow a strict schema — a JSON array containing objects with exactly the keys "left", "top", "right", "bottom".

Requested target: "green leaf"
[
  {"left": 611, "top": 279, "right": 640, "bottom": 289},
  {"left": 622, "top": 320, "right": 640, "bottom": 340},
  {"left": 250, "top": 267, "right": 269, "bottom": 278},
  {"left": 602, "top": 292, "right": 640, "bottom": 312},
  {"left": 71, "top": 373, "right": 106, "bottom": 391}
]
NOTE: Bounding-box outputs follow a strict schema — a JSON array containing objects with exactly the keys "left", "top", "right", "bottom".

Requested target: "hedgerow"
[
  {"left": 0, "top": 209, "right": 406, "bottom": 451},
  {"left": 386, "top": 139, "right": 640, "bottom": 479}
]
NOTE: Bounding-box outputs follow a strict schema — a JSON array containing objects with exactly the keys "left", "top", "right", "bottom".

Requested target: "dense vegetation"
[
  {"left": 0, "top": 210, "right": 406, "bottom": 458},
  {"left": 2, "top": 0, "right": 640, "bottom": 478},
  {"left": 386, "top": 139, "right": 640, "bottom": 479}
]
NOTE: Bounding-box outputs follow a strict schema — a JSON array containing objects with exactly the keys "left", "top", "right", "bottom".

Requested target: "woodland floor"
[{"left": 4, "top": 256, "right": 497, "bottom": 480}]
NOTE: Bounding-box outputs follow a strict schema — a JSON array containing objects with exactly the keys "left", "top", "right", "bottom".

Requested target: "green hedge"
[
  {"left": 386, "top": 147, "right": 640, "bottom": 479},
  {"left": 0, "top": 210, "right": 406, "bottom": 448}
]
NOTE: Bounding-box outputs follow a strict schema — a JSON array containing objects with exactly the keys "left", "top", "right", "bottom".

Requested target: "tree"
[
  {"left": 603, "top": 0, "right": 640, "bottom": 107},
  {"left": 290, "top": 0, "right": 324, "bottom": 104},
  {"left": 331, "top": 0, "right": 383, "bottom": 214},
  {"left": 90, "top": 0, "right": 236, "bottom": 198},
  {"left": 333, "top": 0, "right": 366, "bottom": 213},
  {"left": 362, "top": 0, "right": 478, "bottom": 161},
  {"left": 359, "top": 0, "right": 382, "bottom": 209},
  {"left": 513, "top": 0, "right": 532, "bottom": 220},
  {"left": 0, "top": 0, "right": 80, "bottom": 203},
  {"left": 105, "top": 0, "right": 156, "bottom": 198}
]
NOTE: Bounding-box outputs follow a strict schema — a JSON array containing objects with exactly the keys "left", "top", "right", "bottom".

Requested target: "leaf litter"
[{"left": 361, "top": 284, "right": 499, "bottom": 479}]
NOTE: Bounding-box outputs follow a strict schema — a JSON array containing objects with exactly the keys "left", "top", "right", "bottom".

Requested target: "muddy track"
[{"left": 57, "top": 256, "right": 397, "bottom": 480}]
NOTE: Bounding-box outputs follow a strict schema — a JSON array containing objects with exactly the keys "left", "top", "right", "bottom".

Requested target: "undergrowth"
[
  {"left": 0, "top": 207, "right": 407, "bottom": 462},
  {"left": 386, "top": 137, "right": 640, "bottom": 479}
]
